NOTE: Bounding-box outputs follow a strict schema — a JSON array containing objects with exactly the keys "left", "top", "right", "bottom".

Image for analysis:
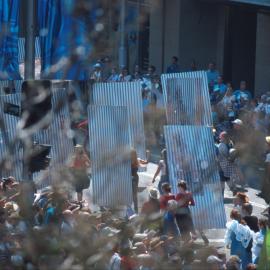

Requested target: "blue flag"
[
  {"left": 38, "top": 0, "right": 94, "bottom": 80},
  {"left": 0, "top": 0, "right": 21, "bottom": 80}
]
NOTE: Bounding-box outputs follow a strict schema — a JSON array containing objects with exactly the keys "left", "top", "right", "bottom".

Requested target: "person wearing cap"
[
  {"left": 206, "top": 255, "right": 223, "bottom": 270},
  {"left": 141, "top": 188, "right": 161, "bottom": 232},
  {"left": 69, "top": 145, "right": 91, "bottom": 202},
  {"left": 90, "top": 62, "right": 103, "bottom": 82},
  {"left": 218, "top": 131, "right": 242, "bottom": 195}
]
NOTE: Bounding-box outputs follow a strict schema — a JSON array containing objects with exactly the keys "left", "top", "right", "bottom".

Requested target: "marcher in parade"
[
  {"left": 69, "top": 144, "right": 91, "bottom": 202},
  {"left": 131, "top": 148, "right": 149, "bottom": 213},
  {"left": 175, "top": 180, "right": 196, "bottom": 242}
]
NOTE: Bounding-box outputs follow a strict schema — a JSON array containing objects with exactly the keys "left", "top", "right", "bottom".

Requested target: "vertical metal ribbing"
[
  {"left": 88, "top": 105, "right": 132, "bottom": 207},
  {"left": 161, "top": 71, "right": 212, "bottom": 126},
  {"left": 91, "top": 81, "right": 146, "bottom": 160},
  {"left": 164, "top": 125, "right": 226, "bottom": 230}
]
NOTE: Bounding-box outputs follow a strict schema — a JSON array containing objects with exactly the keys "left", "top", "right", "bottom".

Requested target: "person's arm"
[
  {"left": 83, "top": 154, "right": 91, "bottom": 168},
  {"left": 152, "top": 164, "right": 162, "bottom": 183},
  {"left": 189, "top": 193, "right": 195, "bottom": 206}
]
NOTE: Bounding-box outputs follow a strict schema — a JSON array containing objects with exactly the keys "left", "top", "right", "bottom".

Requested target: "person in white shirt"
[{"left": 252, "top": 218, "right": 267, "bottom": 264}]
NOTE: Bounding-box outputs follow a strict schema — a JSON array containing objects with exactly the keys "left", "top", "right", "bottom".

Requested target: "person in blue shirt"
[
  {"left": 214, "top": 76, "right": 227, "bottom": 95},
  {"left": 207, "top": 62, "right": 220, "bottom": 90},
  {"left": 233, "top": 81, "right": 252, "bottom": 101},
  {"left": 166, "top": 56, "right": 180, "bottom": 74}
]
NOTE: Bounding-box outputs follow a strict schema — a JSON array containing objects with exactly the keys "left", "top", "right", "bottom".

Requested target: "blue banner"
[
  {"left": 0, "top": 0, "right": 21, "bottom": 80},
  {"left": 38, "top": 0, "right": 94, "bottom": 80}
]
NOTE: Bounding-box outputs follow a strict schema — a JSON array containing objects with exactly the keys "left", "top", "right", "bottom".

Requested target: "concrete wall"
[
  {"left": 149, "top": 0, "right": 225, "bottom": 73},
  {"left": 178, "top": 0, "right": 220, "bottom": 71},
  {"left": 255, "top": 13, "right": 270, "bottom": 97},
  {"left": 149, "top": 0, "right": 164, "bottom": 73}
]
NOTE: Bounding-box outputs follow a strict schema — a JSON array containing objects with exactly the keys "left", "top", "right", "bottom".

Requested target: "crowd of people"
[
  {"left": 0, "top": 57, "right": 270, "bottom": 269},
  {"left": 1, "top": 174, "right": 268, "bottom": 270}
]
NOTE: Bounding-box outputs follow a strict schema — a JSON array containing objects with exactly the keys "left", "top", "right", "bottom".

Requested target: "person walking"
[
  {"left": 69, "top": 145, "right": 91, "bottom": 202},
  {"left": 131, "top": 148, "right": 149, "bottom": 213},
  {"left": 175, "top": 180, "right": 196, "bottom": 242}
]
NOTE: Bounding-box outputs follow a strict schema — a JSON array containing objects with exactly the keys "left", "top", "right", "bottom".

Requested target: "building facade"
[{"left": 148, "top": 0, "right": 270, "bottom": 96}]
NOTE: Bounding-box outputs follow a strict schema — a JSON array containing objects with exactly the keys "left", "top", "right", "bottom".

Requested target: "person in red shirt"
[
  {"left": 159, "top": 183, "right": 175, "bottom": 211},
  {"left": 175, "top": 180, "right": 196, "bottom": 242}
]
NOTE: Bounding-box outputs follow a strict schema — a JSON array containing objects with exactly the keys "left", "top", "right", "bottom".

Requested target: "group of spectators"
[{"left": 1, "top": 175, "right": 268, "bottom": 270}]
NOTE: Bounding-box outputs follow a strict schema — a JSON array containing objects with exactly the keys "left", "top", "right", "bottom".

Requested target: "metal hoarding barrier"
[
  {"left": 88, "top": 105, "right": 132, "bottom": 207},
  {"left": 92, "top": 82, "right": 146, "bottom": 160},
  {"left": 164, "top": 125, "right": 226, "bottom": 229},
  {"left": 161, "top": 71, "right": 212, "bottom": 126},
  {"left": 0, "top": 80, "right": 23, "bottom": 94},
  {"left": 33, "top": 88, "right": 74, "bottom": 188},
  {"left": 0, "top": 93, "right": 23, "bottom": 180},
  {"left": 18, "top": 37, "right": 41, "bottom": 63}
]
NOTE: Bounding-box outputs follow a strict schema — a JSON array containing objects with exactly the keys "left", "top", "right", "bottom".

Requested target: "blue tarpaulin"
[
  {"left": 38, "top": 0, "right": 94, "bottom": 80},
  {"left": 0, "top": 0, "right": 21, "bottom": 80}
]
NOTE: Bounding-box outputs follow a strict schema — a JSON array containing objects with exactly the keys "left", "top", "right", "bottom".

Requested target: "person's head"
[
  {"left": 2, "top": 177, "right": 16, "bottom": 191},
  {"left": 172, "top": 56, "right": 178, "bottom": 64},
  {"left": 148, "top": 188, "right": 160, "bottom": 200},
  {"left": 111, "top": 67, "right": 117, "bottom": 74},
  {"left": 208, "top": 62, "right": 215, "bottom": 71},
  {"left": 121, "top": 67, "right": 128, "bottom": 76},
  {"left": 206, "top": 255, "right": 223, "bottom": 270},
  {"left": 234, "top": 192, "right": 249, "bottom": 205},
  {"left": 246, "top": 264, "right": 257, "bottom": 270},
  {"left": 230, "top": 209, "right": 241, "bottom": 222},
  {"left": 226, "top": 255, "right": 241, "bottom": 270},
  {"left": 219, "top": 131, "right": 229, "bottom": 143},
  {"left": 217, "top": 76, "right": 223, "bottom": 84},
  {"left": 261, "top": 94, "right": 267, "bottom": 103},
  {"left": 134, "top": 64, "right": 140, "bottom": 73},
  {"left": 240, "top": 81, "right": 247, "bottom": 91},
  {"left": 177, "top": 180, "right": 187, "bottom": 192},
  {"left": 241, "top": 203, "right": 253, "bottom": 216},
  {"left": 265, "top": 136, "right": 270, "bottom": 149},
  {"left": 226, "top": 83, "right": 233, "bottom": 94},
  {"left": 232, "top": 119, "right": 243, "bottom": 130},
  {"left": 161, "top": 183, "right": 171, "bottom": 193},
  {"left": 258, "top": 218, "right": 268, "bottom": 230},
  {"left": 148, "top": 65, "right": 156, "bottom": 75},
  {"left": 94, "top": 63, "right": 101, "bottom": 71},
  {"left": 74, "top": 144, "right": 84, "bottom": 155}
]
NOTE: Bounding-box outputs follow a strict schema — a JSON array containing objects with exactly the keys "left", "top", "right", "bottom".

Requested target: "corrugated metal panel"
[
  {"left": 88, "top": 105, "right": 132, "bottom": 207},
  {"left": 164, "top": 125, "right": 226, "bottom": 229},
  {"left": 0, "top": 80, "right": 23, "bottom": 94},
  {"left": 18, "top": 37, "right": 41, "bottom": 63},
  {"left": 0, "top": 93, "right": 23, "bottom": 180},
  {"left": 92, "top": 82, "right": 146, "bottom": 160},
  {"left": 161, "top": 71, "right": 212, "bottom": 126},
  {"left": 33, "top": 88, "right": 74, "bottom": 188}
]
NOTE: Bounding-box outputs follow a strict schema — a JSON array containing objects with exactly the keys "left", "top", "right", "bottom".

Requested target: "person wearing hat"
[
  {"left": 141, "top": 188, "right": 161, "bottom": 232},
  {"left": 90, "top": 62, "right": 103, "bottom": 82},
  {"left": 69, "top": 145, "right": 91, "bottom": 202},
  {"left": 206, "top": 255, "right": 224, "bottom": 270},
  {"left": 217, "top": 131, "right": 242, "bottom": 195}
]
